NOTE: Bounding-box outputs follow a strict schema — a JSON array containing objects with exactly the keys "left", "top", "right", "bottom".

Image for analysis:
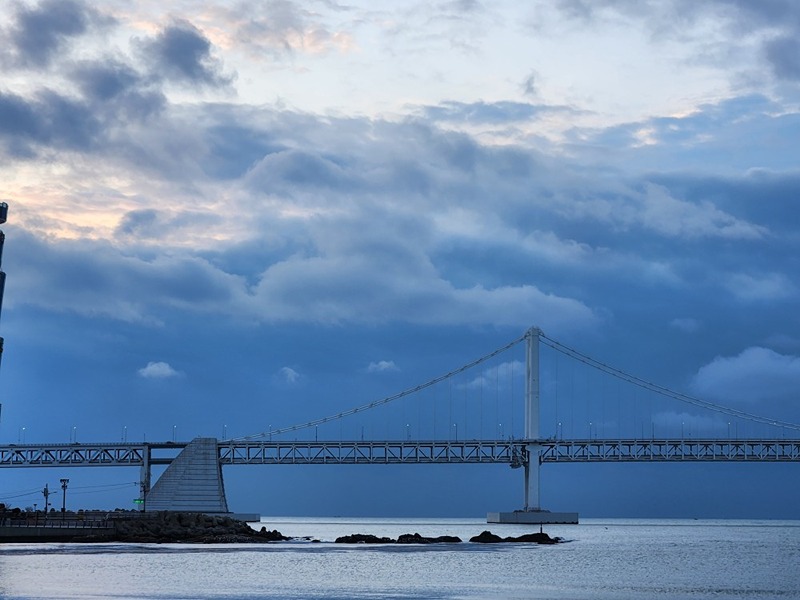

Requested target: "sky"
[{"left": 1, "top": 0, "right": 799, "bottom": 519}]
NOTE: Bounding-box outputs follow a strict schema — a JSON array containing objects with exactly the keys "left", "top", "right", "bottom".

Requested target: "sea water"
[{"left": 0, "top": 518, "right": 798, "bottom": 599}]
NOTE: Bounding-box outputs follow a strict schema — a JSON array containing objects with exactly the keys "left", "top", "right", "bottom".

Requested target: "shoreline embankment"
[{"left": 0, "top": 507, "right": 560, "bottom": 545}]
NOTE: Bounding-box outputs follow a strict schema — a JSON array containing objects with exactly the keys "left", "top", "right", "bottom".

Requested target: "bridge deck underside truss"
[
  {"left": 1, "top": 439, "right": 799, "bottom": 468},
  {"left": 218, "top": 441, "right": 525, "bottom": 465},
  {"left": 0, "top": 444, "right": 146, "bottom": 467},
  {"left": 540, "top": 439, "right": 800, "bottom": 462}
]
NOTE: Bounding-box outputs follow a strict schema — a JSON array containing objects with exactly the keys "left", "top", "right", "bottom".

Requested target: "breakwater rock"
[
  {"left": 334, "top": 532, "right": 462, "bottom": 544},
  {"left": 469, "top": 530, "right": 560, "bottom": 544},
  {"left": 335, "top": 531, "right": 559, "bottom": 545}
]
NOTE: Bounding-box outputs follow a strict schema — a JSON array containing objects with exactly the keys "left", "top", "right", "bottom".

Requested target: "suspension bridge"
[{"left": 2, "top": 328, "right": 799, "bottom": 524}]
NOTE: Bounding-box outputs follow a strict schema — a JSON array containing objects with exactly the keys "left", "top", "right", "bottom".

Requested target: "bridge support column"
[
  {"left": 524, "top": 327, "right": 542, "bottom": 511},
  {"left": 139, "top": 444, "right": 151, "bottom": 512},
  {"left": 488, "top": 326, "right": 579, "bottom": 525}
]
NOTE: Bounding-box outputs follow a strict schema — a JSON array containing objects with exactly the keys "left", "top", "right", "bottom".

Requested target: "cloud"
[
  {"left": 421, "top": 100, "right": 547, "bottom": 124},
  {"left": 71, "top": 60, "right": 166, "bottom": 121},
  {"left": 1, "top": 0, "right": 110, "bottom": 69},
  {"left": 207, "top": 0, "right": 355, "bottom": 57},
  {"left": 137, "top": 361, "right": 180, "bottom": 379},
  {"left": 521, "top": 71, "right": 538, "bottom": 97},
  {"left": 136, "top": 20, "right": 233, "bottom": 87},
  {"left": 462, "top": 360, "right": 523, "bottom": 391},
  {"left": 724, "top": 272, "right": 795, "bottom": 302},
  {"left": 0, "top": 90, "right": 101, "bottom": 156},
  {"left": 553, "top": 0, "right": 800, "bottom": 87},
  {"left": 279, "top": 366, "right": 301, "bottom": 383},
  {"left": 8, "top": 232, "right": 246, "bottom": 323},
  {"left": 764, "top": 35, "right": 800, "bottom": 81},
  {"left": 367, "top": 360, "right": 399, "bottom": 373},
  {"left": 690, "top": 347, "right": 800, "bottom": 403},
  {"left": 251, "top": 252, "right": 598, "bottom": 331}
]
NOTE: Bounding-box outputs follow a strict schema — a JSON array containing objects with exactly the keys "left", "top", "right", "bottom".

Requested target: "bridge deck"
[{"left": 1, "top": 438, "right": 798, "bottom": 467}]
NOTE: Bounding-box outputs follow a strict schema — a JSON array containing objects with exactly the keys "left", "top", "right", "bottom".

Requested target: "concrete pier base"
[{"left": 487, "top": 510, "right": 579, "bottom": 525}]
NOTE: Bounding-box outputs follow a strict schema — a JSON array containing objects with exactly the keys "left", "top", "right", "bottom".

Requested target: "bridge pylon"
[{"left": 487, "top": 326, "right": 579, "bottom": 525}]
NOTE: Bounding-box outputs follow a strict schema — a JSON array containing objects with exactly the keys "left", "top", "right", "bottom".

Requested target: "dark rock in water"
[
  {"left": 512, "top": 532, "right": 559, "bottom": 544},
  {"left": 335, "top": 533, "right": 395, "bottom": 544},
  {"left": 258, "top": 527, "right": 290, "bottom": 541},
  {"left": 470, "top": 530, "right": 504, "bottom": 543},
  {"left": 396, "top": 532, "right": 461, "bottom": 544},
  {"left": 469, "top": 530, "right": 560, "bottom": 544}
]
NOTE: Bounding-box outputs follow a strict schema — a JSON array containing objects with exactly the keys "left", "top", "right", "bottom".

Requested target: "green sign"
[{"left": 133, "top": 499, "right": 144, "bottom": 504}]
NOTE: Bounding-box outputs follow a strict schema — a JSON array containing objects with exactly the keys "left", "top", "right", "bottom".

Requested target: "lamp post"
[{"left": 60, "top": 478, "right": 69, "bottom": 515}]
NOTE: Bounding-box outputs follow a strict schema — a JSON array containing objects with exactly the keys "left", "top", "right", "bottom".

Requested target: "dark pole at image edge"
[{"left": 0, "top": 202, "right": 7, "bottom": 428}]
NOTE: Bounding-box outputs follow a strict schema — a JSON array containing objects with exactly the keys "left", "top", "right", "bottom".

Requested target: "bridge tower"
[{"left": 487, "top": 327, "right": 579, "bottom": 524}]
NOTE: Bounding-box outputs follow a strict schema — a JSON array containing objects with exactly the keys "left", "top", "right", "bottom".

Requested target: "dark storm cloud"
[
  {"left": 765, "top": 36, "right": 800, "bottom": 81},
  {"left": 245, "top": 149, "right": 358, "bottom": 192},
  {"left": 0, "top": 89, "right": 100, "bottom": 155},
  {"left": 2, "top": 0, "right": 110, "bottom": 69},
  {"left": 71, "top": 60, "right": 167, "bottom": 121},
  {"left": 115, "top": 209, "right": 161, "bottom": 238},
  {"left": 8, "top": 231, "right": 246, "bottom": 322},
  {"left": 72, "top": 60, "right": 141, "bottom": 101},
  {"left": 202, "top": 124, "right": 285, "bottom": 180},
  {"left": 137, "top": 20, "right": 233, "bottom": 87},
  {"left": 114, "top": 208, "right": 219, "bottom": 242}
]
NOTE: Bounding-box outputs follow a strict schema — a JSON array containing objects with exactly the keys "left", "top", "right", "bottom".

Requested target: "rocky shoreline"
[
  {"left": 108, "top": 512, "right": 290, "bottom": 544},
  {"left": 0, "top": 507, "right": 561, "bottom": 545}
]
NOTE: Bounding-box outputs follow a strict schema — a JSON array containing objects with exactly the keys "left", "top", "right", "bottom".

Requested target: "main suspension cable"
[
  {"left": 540, "top": 333, "right": 800, "bottom": 431},
  {"left": 233, "top": 333, "right": 526, "bottom": 441}
]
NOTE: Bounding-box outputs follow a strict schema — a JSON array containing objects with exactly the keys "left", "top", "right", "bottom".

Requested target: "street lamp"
[
  {"left": 453, "top": 423, "right": 458, "bottom": 441},
  {"left": 60, "top": 478, "right": 69, "bottom": 514}
]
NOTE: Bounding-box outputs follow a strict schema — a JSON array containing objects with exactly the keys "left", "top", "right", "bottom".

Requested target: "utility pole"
[
  {"left": 60, "top": 478, "right": 69, "bottom": 515},
  {"left": 42, "top": 483, "right": 50, "bottom": 515}
]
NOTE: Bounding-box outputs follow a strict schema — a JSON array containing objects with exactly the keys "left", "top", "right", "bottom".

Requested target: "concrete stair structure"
[{"left": 146, "top": 438, "right": 229, "bottom": 513}]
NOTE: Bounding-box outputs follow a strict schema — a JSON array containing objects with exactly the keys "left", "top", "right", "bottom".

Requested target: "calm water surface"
[{"left": 0, "top": 518, "right": 797, "bottom": 599}]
